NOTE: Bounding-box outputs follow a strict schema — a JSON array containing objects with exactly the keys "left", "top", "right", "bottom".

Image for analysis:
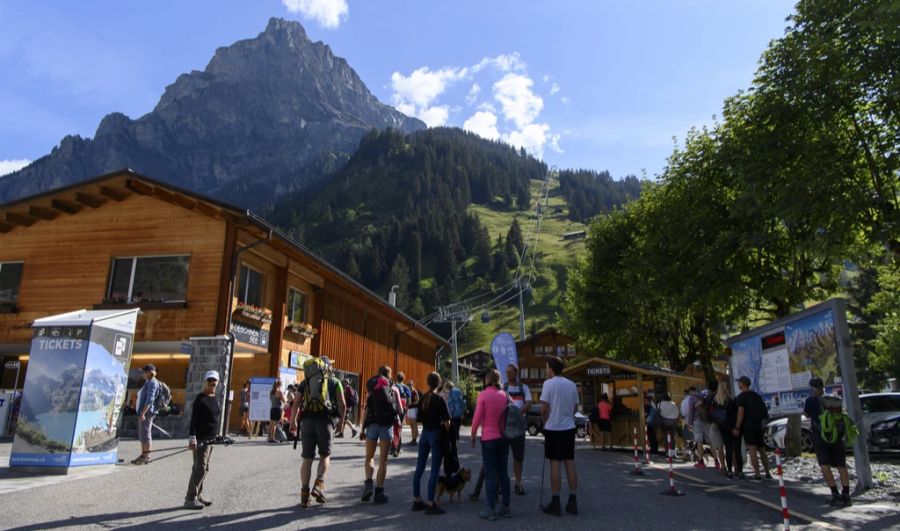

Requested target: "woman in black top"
[
  {"left": 411, "top": 372, "right": 451, "bottom": 515},
  {"left": 185, "top": 370, "right": 222, "bottom": 509}
]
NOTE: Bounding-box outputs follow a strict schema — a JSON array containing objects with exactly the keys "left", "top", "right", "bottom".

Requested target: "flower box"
[
  {"left": 234, "top": 303, "right": 272, "bottom": 324},
  {"left": 286, "top": 322, "right": 317, "bottom": 338}
]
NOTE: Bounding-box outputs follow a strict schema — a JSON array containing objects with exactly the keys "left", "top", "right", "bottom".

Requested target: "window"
[
  {"left": 107, "top": 255, "right": 190, "bottom": 303},
  {"left": 237, "top": 265, "right": 262, "bottom": 306},
  {"left": 287, "top": 288, "right": 308, "bottom": 324},
  {"left": 0, "top": 261, "right": 24, "bottom": 310}
]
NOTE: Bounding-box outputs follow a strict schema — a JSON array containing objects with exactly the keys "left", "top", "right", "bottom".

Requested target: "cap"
[
  {"left": 737, "top": 375, "right": 751, "bottom": 386},
  {"left": 809, "top": 377, "right": 824, "bottom": 389},
  {"left": 204, "top": 370, "right": 220, "bottom": 381},
  {"left": 142, "top": 364, "right": 157, "bottom": 372}
]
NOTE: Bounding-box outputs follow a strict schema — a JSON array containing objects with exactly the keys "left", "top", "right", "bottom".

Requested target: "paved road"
[{"left": 0, "top": 429, "right": 896, "bottom": 530}]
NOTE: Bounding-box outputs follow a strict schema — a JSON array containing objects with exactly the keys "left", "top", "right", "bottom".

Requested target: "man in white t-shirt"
[
  {"left": 504, "top": 364, "right": 531, "bottom": 495},
  {"left": 539, "top": 356, "right": 579, "bottom": 517}
]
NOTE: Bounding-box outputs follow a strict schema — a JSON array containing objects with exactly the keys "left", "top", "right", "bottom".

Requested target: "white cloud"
[
  {"left": 550, "top": 83, "right": 560, "bottom": 95},
  {"left": 503, "top": 124, "right": 561, "bottom": 157},
  {"left": 472, "top": 53, "right": 525, "bottom": 74},
  {"left": 419, "top": 106, "right": 451, "bottom": 127},
  {"left": 390, "top": 66, "right": 468, "bottom": 125},
  {"left": 0, "top": 159, "right": 31, "bottom": 176},
  {"left": 465, "top": 83, "right": 481, "bottom": 105},
  {"left": 560, "top": 96, "right": 571, "bottom": 105},
  {"left": 463, "top": 111, "right": 501, "bottom": 141},
  {"left": 493, "top": 73, "right": 543, "bottom": 129},
  {"left": 282, "top": 0, "right": 349, "bottom": 29}
]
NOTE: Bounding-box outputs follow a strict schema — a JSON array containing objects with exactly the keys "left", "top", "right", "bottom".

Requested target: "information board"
[{"left": 249, "top": 377, "right": 276, "bottom": 422}]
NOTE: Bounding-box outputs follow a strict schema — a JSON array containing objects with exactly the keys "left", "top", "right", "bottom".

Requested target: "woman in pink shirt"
[
  {"left": 594, "top": 393, "right": 613, "bottom": 450},
  {"left": 470, "top": 369, "right": 511, "bottom": 521}
]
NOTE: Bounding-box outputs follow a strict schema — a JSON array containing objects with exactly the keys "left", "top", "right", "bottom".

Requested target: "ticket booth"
[{"left": 564, "top": 357, "right": 702, "bottom": 450}]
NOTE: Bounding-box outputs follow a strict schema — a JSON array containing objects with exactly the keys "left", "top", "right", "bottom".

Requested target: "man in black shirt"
[
  {"left": 184, "top": 370, "right": 222, "bottom": 510},
  {"left": 732, "top": 376, "right": 772, "bottom": 480}
]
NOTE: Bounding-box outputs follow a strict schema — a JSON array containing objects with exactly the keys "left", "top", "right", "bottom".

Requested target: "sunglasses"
[{"left": 206, "top": 378, "right": 218, "bottom": 383}]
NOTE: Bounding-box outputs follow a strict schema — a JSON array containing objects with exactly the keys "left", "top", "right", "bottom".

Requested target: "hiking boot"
[
  {"left": 496, "top": 505, "right": 512, "bottom": 518},
  {"left": 828, "top": 494, "right": 843, "bottom": 506},
  {"left": 514, "top": 484, "right": 525, "bottom": 495},
  {"left": 361, "top": 479, "right": 374, "bottom": 502},
  {"left": 735, "top": 472, "right": 748, "bottom": 481},
  {"left": 426, "top": 504, "right": 447, "bottom": 515},
  {"left": 543, "top": 499, "right": 562, "bottom": 516},
  {"left": 373, "top": 487, "right": 389, "bottom": 504},
  {"left": 351, "top": 429, "right": 358, "bottom": 438},
  {"left": 311, "top": 479, "right": 326, "bottom": 504},
  {"left": 566, "top": 497, "right": 578, "bottom": 515},
  {"left": 412, "top": 500, "right": 427, "bottom": 511},
  {"left": 131, "top": 455, "right": 150, "bottom": 465},
  {"left": 479, "top": 510, "right": 497, "bottom": 521},
  {"left": 198, "top": 496, "right": 212, "bottom": 507},
  {"left": 335, "top": 432, "right": 344, "bottom": 438},
  {"left": 183, "top": 498, "right": 204, "bottom": 510},
  {"left": 764, "top": 472, "right": 773, "bottom": 480},
  {"left": 300, "top": 487, "right": 311, "bottom": 508},
  {"left": 841, "top": 495, "right": 852, "bottom": 507}
]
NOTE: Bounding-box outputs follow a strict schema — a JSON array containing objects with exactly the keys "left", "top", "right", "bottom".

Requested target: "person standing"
[
  {"left": 184, "top": 370, "right": 222, "bottom": 510},
  {"left": 446, "top": 381, "right": 465, "bottom": 457},
  {"left": 504, "top": 364, "right": 531, "bottom": 495},
  {"left": 411, "top": 372, "right": 450, "bottom": 515},
  {"left": 471, "top": 369, "right": 511, "bottom": 521},
  {"left": 657, "top": 392, "right": 680, "bottom": 455},
  {"left": 336, "top": 378, "right": 359, "bottom": 439},
  {"left": 292, "top": 357, "right": 346, "bottom": 508},
  {"left": 804, "top": 378, "right": 851, "bottom": 506},
  {"left": 239, "top": 381, "right": 251, "bottom": 436},
  {"left": 268, "top": 380, "right": 285, "bottom": 444},
  {"left": 360, "top": 366, "right": 402, "bottom": 504},
  {"left": 679, "top": 387, "right": 698, "bottom": 461},
  {"left": 595, "top": 393, "right": 613, "bottom": 450},
  {"left": 713, "top": 380, "right": 738, "bottom": 479},
  {"left": 643, "top": 395, "right": 659, "bottom": 455},
  {"left": 132, "top": 364, "right": 161, "bottom": 465},
  {"left": 691, "top": 388, "right": 714, "bottom": 467},
  {"left": 732, "top": 376, "right": 772, "bottom": 480},
  {"left": 407, "top": 380, "right": 420, "bottom": 446},
  {"left": 540, "top": 356, "right": 579, "bottom": 517},
  {"left": 392, "top": 373, "right": 411, "bottom": 454}
]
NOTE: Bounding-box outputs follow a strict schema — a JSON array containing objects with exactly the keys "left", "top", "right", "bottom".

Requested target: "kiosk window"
[
  {"left": 237, "top": 265, "right": 263, "bottom": 306},
  {"left": 107, "top": 255, "right": 190, "bottom": 303},
  {"left": 287, "top": 288, "right": 307, "bottom": 323},
  {"left": 0, "top": 261, "right": 24, "bottom": 309}
]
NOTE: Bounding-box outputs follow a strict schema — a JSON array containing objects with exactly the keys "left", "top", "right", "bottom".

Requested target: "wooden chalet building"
[{"left": 0, "top": 170, "right": 446, "bottom": 430}]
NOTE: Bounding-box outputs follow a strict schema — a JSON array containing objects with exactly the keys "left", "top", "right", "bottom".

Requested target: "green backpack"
[
  {"left": 819, "top": 400, "right": 859, "bottom": 448},
  {"left": 301, "top": 358, "right": 332, "bottom": 416}
]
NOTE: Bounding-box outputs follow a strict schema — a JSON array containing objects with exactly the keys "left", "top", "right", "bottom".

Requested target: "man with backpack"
[
  {"left": 732, "top": 376, "right": 772, "bottom": 480},
  {"left": 804, "top": 378, "right": 853, "bottom": 506},
  {"left": 336, "top": 378, "right": 359, "bottom": 439},
  {"left": 504, "top": 364, "right": 530, "bottom": 495},
  {"left": 290, "top": 355, "right": 347, "bottom": 508},
  {"left": 360, "top": 366, "right": 402, "bottom": 504},
  {"left": 132, "top": 364, "right": 162, "bottom": 465},
  {"left": 691, "top": 387, "right": 718, "bottom": 468}
]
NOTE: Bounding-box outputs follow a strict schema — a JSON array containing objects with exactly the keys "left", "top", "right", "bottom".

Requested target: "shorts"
[
  {"left": 594, "top": 419, "right": 612, "bottom": 432},
  {"left": 239, "top": 404, "right": 249, "bottom": 414},
  {"left": 544, "top": 428, "right": 576, "bottom": 461},
  {"left": 366, "top": 423, "right": 393, "bottom": 443},
  {"left": 813, "top": 436, "right": 847, "bottom": 468},
  {"left": 270, "top": 407, "right": 283, "bottom": 422},
  {"left": 692, "top": 420, "right": 711, "bottom": 445},
  {"left": 407, "top": 408, "right": 418, "bottom": 421},
  {"left": 742, "top": 426, "right": 765, "bottom": 447},
  {"left": 300, "top": 417, "right": 334, "bottom": 459},
  {"left": 138, "top": 413, "right": 156, "bottom": 444},
  {"left": 510, "top": 435, "right": 526, "bottom": 463},
  {"left": 708, "top": 423, "right": 724, "bottom": 450}
]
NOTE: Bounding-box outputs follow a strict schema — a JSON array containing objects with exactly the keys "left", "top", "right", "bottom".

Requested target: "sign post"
[{"left": 2, "top": 360, "right": 21, "bottom": 436}]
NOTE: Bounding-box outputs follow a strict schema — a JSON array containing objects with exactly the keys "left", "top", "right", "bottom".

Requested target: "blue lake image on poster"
[
  {"left": 10, "top": 335, "right": 89, "bottom": 467},
  {"left": 730, "top": 336, "right": 763, "bottom": 394},
  {"left": 69, "top": 336, "right": 128, "bottom": 466}
]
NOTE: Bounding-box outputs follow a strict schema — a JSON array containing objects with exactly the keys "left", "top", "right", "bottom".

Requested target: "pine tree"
[{"left": 507, "top": 218, "right": 525, "bottom": 256}]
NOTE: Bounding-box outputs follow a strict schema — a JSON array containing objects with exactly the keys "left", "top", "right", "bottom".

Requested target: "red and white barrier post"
[
  {"left": 644, "top": 423, "right": 651, "bottom": 464},
  {"left": 775, "top": 448, "right": 790, "bottom": 530},
  {"left": 660, "top": 431, "right": 684, "bottom": 496},
  {"left": 631, "top": 426, "right": 645, "bottom": 475}
]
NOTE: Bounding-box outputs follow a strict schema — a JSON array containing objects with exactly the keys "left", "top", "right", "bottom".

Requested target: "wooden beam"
[
  {"left": 125, "top": 179, "right": 154, "bottom": 195},
  {"left": 0, "top": 220, "right": 14, "bottom": 233},
  {"left": 75, "top": 192, "right": 107, "bottom": 208},
  {"left": 99, "top": 186, "right": 131, "bottom": 201},
  {"left": 193, "top": 201, "right": 221, "bottom": 218},
  {"left": 170, "top": 193, "right": 197, "bottom": 211},
  {"left": 51, "top": 199, "right": 83, "bottom": 215},
  {"left": 28, "top": 206, "right": 59, "bottom": 221},
  {"left": 150, "top": 186, "right": 178, "bottom": 205},
  {"left": 214, "top": 222, "right": 238, "bottom": 335},
  {"left": 6, "top": 212, "right": 36, "bottom": 227}
]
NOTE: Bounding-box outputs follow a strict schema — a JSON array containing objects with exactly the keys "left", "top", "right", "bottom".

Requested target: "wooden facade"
[{"left": 0, "top": 170, "right": 445, "bottom": 430}]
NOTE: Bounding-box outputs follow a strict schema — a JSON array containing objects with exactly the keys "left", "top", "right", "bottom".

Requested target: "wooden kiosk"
[{"left": 564, "top": 357, "right": 703, "bottom": 449}]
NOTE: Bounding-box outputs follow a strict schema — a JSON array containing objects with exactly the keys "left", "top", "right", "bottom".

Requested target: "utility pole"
[
  {"left": 435, "top": 303, "right": 471, "bottom": 385},
  {"left": 516, "top": 278, "right": 529, "bottom": 340}
]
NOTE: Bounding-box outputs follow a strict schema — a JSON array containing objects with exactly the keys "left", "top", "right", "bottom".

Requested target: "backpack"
[
  {"left": 646, "top": 406, "right": 660, "bottom": 428},
  {"left": 447, "top": 389, "right": 465, "bottom": 419},
  {"left": 709, "top": 400, "right": 728, "bottom": 427},
  {"left": 745, "top": 392, "right": 769, "bottom": 424},
  {"left": 301, "top": 358, "right": 332, "bottom": 416},
  {"left": 154, "top": 380, "right": 172, "bottom": 415},
  {"left": 367, "top": 376, "right": 399, "bottom": 426},
  {"left": 502, "top": 392, "right": 527, "bottom": 439},
  {"left": 345, "top": 386, "right": 358, "bottom": 408},
  {"left": 819, "top": 395, "right": 859, "bottom": 448},
  {"left": 695, "top": 398, "right": 710, "bottom": 423}
]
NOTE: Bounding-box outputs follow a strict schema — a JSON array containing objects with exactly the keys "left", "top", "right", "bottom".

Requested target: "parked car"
[
  {"left": 859, "top": 393, "right": 900, "bottom": 433},
  {"left": 765, "top": 416, "right": 812, "bottom": 452},
  {"left": 525, "top": 404, "right": 589, "bottom": 438},
  {"left": 868, "top": 413, "right": 900, "bottom": 450}
]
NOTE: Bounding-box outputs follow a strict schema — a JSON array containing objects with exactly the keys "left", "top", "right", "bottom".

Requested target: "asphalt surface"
[{"left": 0, "top": 429, "right": 897, "bottom": 530}]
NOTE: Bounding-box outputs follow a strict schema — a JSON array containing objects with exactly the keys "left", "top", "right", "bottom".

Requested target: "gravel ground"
[{"left": 780, "top": 454, "right": 900, "bottom": 502}]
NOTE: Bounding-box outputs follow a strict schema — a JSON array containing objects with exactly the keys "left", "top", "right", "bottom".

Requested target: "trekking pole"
[
  {"left": 660, "top": 432, "right": 684, "bottom": 496},
  {"left": 539, "top": 445, "right": 546, "bottom": 509},
  {"left": 644, "top": 423, "right": 651, "bottom": 464},
  {"left": 775, "top": 448, "right": 790, "bottom": 530},
  {"left": 631, "top": 426, "right": 645, "bottom": 475}
]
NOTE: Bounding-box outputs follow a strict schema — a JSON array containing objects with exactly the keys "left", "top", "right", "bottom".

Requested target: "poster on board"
[{"left": 249, "top": 377, "right": 276, "bottom": 422}]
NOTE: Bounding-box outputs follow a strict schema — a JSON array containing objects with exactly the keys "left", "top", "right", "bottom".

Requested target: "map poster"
[
  {"left": 785, "top": 310, "right": 841, "bottom": 387},
  {"left": 249, "top": 377, "right": 277, "bottom": 422},
  {"left": 730, "top": 336, "right": 763, "bottom": 394}
]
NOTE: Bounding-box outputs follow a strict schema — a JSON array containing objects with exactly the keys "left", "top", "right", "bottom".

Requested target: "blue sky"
[{"left": 0, "top": 0, "right": 796, "bottom": 179}]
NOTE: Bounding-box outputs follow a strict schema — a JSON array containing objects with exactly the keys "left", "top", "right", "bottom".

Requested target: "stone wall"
[{"left": 178, "top": 336, "right": 232, "bottom": 437}]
